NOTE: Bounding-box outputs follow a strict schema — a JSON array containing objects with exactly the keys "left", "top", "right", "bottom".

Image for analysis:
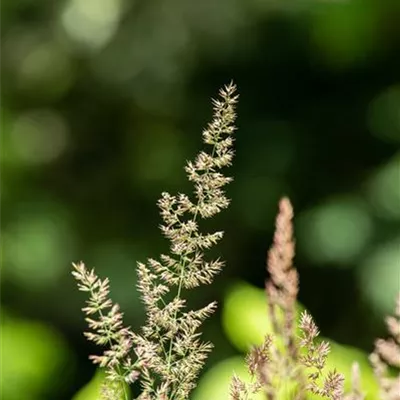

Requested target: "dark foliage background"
[{"left": 1, "top": 0, "right": 399, "bottom": 399}]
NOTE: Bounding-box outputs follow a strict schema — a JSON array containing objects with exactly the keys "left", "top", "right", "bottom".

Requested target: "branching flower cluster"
[
  {"left": 72, "top": 262, "right": 140, "bottom": 399},
  {"left": 73, "top": 84, "right": 399, "bottom": 400},
  {"left": 73, "top": 83, "right": 238, "bottom": 400},
  {"left": 230, "top": 198, "right": 344, "bottom": 400},
  {"left": 370, "top": 295, "right": 400, "bottom": 400},
  {"left": 230, "top": 197, "right": 399, "bottom": 400},
  {"left": 134, "top": 82, "right": 237, "bottom": 399}
]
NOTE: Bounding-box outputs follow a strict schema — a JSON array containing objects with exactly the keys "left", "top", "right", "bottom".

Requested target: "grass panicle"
[
  {"left": 230, "top": 198, "right": 399, "bottom": 400},
  {"left": 73, "top": 84, "right": 399, "bottom": 400},
  {"left": 73, "top": 83, "right": 238, "bottom": 400}
]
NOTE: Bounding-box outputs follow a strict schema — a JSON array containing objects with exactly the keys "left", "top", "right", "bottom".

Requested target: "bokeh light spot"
[
  {"left": 61, "top": 0, "right": 123, "bottom": 49},
  {"left": 1, "top": 312, "right": 70, "bottom": 400},
  {"left": 367, "top": 153, "right": 400, "bottom": 220},
  {"left": 222, "top": 282, "right": 271, "bottom": 352},
  {"left": 3, "top": 202, "right": 75, "bottom": 290},
  {"left": 10, "top": 110, "right": 69, "bottom": 165},
  {"left": 298, "top": 197, "right": 373, "bottom": 265},
  {"left": 14, "top": 38, "right": 74, "bottom": 99},
  {"left": 359, "top": 238, "right": 400, "bottom": 316}
]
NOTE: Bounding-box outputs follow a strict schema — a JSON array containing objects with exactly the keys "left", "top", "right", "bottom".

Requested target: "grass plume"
[{"left": 73, "top": 84, "right": 399, "bottom": 400}]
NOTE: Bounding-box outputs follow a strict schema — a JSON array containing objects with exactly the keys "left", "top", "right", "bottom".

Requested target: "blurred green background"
[{"left": 1, "top": 0, "right": 400, "bottom": 398}]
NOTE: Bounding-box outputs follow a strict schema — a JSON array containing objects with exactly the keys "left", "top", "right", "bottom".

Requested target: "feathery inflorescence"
[
  {"left": 73, "top": 82, "right": 238, "bottom": 400},
  {"left": 230, "top": 197, "right": 399, "bottom": 400},
  {"left": 73, "top": 84, "right": 399, "bottom": 400},
  {"left": 370, "top": 294, "right": 400, "bottom": 400},
  {"left": 72, "top": 262, "right": 139, "bottom": 400},
  {"left": 230, "top": 198, "right": 345, "bottom": 400},
  {"left": 135, "top": 82, "right": 238, "bottom": 399}
]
